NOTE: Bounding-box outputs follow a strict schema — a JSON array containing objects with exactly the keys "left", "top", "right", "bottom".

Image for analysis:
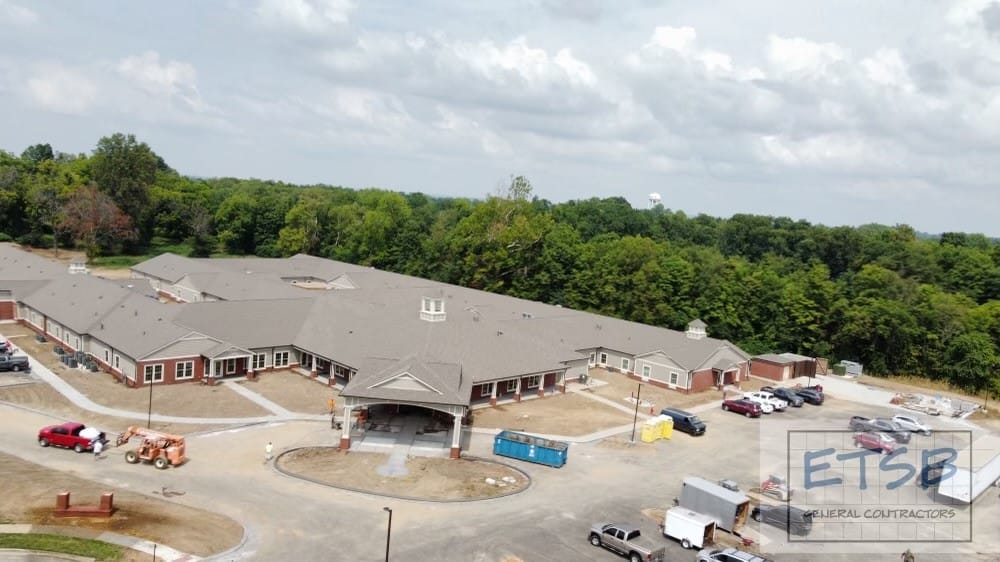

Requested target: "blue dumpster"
[{"left": 492, "top": 430, "right": 569, "bottom": 468}]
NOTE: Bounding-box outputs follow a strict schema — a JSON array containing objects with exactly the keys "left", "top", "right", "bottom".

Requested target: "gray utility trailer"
[{"left": 679, "top": 476, "right": 751, "bottom": 532}]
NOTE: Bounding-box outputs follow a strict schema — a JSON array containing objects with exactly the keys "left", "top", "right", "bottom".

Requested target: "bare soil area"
[
  {"left": 278, "top": 447, "right": 529, "bottom": 500},
  {"left": 236, "top": 371, "right": 340, "bottom": 415},
  {"left": 584, "top": 367, "right": 767, "bottom": 413},
  {"left": 0, "top": 453, "right": 243, "bottom": 559},
  {"left": 470, "top": 392, "right": 633, "bottom": 436},
  {"left": 1, "top": 325, "right": 270, "bottom": 419}
]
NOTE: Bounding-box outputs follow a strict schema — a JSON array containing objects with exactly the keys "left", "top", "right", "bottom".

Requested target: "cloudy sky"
[{"left": 1, "top": 1, "right": 999, "bottom": 236}]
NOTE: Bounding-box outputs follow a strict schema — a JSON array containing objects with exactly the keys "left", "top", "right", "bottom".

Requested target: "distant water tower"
[{"left": 648, "top": 192, "right": 662, "bottom": 209}]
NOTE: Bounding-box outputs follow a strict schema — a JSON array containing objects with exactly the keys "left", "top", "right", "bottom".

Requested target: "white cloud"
[
  {"left": 766, "top": 35, "right": 846, "bottom": 81},
  {"left": 434, "top": 106, "right": 512, "bottom": 156},
  {"left": 117, "top": 51, "right": 203, "bottom": 110},
  {"left": 861, "top": 48, "right": 915, "bottom": 92},
  {"left": 25, "top": 63, "right": 97, "bottom": 115},
  {"left": 255, "top": 0, "right": 354, "bottom": 32},
  {"left": 0, "top": 0, "right": 37, "bottom": 26},
  {"left": 628, "top": 25, "right": 762, "bottom": 80}
]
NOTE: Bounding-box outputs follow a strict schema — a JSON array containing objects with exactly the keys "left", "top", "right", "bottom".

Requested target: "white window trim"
[
  {"left": 274, "top": 351, "right": 289, "bottom": 368},
  {"left": 113, "top": 355, "right": 121, "bottom": 369},
  {"left": 599, "top": 353, "right": 608, "bottom": 365},
  {"left": 253, "top": 353, "right": 266, "bottom": 370},
  {"left": 621, "top": 358, "right": 630, "bottom": 372},
  {"left": 104, "top": 350, "right": 110, "bottom": 363},
  {"left": 225, "top": 358, "right": 236, "bottom": 374},
  {"left": 144, "top": 364, "right": 164, "bottom": 383},
  {"left": 669, "top": 371, "right": 679, "bottom": 385},
  {"left": 175, "top": 361, "right": 194, "bottom": 380},
  {"left": 480, "top": 382, "right": 494, "bottom": 396},
  {"left": 642, "top": 365, "right": 651, "bottom": 379},
  {"left": 526, "top": 375, "right": 541, "bottom": 389},
  {"left": 505, "top": 380, "right": 517, "bottom": 393}
]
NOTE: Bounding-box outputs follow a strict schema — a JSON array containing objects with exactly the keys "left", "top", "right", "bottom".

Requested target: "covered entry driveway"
[{"left": 338, "top": 354, "right": 472, "bottom": 458}]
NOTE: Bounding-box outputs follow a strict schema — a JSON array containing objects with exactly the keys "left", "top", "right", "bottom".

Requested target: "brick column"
[
  {"left": 514, "top": 378, "right": 522, "bottom": 402},
  {"left": 489, "top": 383, "right": 497, "bottom": 406}
]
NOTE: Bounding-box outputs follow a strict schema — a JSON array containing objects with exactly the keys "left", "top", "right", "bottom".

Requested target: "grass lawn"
[{"left": 0, "top": 533, "right": 124, "bottom": 560}]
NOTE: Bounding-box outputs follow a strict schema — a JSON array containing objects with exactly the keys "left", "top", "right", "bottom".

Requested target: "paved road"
[{"left": 2, "top": 372, "right": 999, "bottom": 561}]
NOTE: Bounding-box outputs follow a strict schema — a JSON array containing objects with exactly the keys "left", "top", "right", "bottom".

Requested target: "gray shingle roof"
[
  {"left": 753, "top": 353, "right": 797, "bottom": 364},
  {"left": 342, "top": 355, "right": 471, "bottom": 407},
  {"left": 21, "top": 275, "right": 136, "bottom": 333},
  {"left": 131, "top": 252, "right": 206, "bottom": 283},
  {"left": 88, "top": 293, "right": 190, "bottom": 358},
  {"left": 173, "top": 298, "right": 316, "bottom": 349}
]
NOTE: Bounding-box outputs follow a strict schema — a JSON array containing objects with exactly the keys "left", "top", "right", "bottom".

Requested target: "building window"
[
  {"left": 253, "top": 353, "right": 266, "bottom": 370},
  {"left": 589, "top": 353, "right": 595, "bottom": 364},
  {"left": 621, "top": 358, "right": 630, "bottom": 372},
  {"left": 505, "top": 380, "right": 518, "bottom": 393},
  {"left": 225, "top": 358, "right": 236, "bottom": 374},
  {"left": 274, "top": 351, "right": 289, "bottom": 367},
  {"left": 176, "top": 361, "right": 194, "bottom": 380},
  {"left": 599, "top": 352, "right": 608, "bottom": 364},
  {"left": 526, "top": 375, "right": 541, "bottom": 389},
  {"left": 144, "top": 364, "right": 164, "bottom": 383},
  {"left": 669, "top": 371, "right": 679, "bottom": 385},
  {"left": 642, "top": 365, "right": 651, "bottom": 378},
  {"left": 104, "top": 350, "right": 109, "bottom": 363},
  {"left": 113, "top": 355, "right": 120, "bottom": 369},
  {"left": 480, "top": 382, "right": 494, "bottom": 397}
]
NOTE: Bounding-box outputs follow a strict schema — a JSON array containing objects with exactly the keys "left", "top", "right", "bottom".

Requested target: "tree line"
[{"left": 1, "top": 134, "right": 998, "bottom": 397}]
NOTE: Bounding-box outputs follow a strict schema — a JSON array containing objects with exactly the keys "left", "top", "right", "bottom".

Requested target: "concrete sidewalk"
[{"left": 0, "top": 524, "right": 201, "bottom": 561}]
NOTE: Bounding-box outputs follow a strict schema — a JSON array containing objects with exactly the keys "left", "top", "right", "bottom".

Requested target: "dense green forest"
[{"left": 1, "top": 134, "right": 998, "bottom": 396}]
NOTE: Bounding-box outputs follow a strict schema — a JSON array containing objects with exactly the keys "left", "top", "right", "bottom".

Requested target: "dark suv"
[
  {"left": 760, "top": 386, "right": 804, "bottom": 407},
  {"left": 752, "top": 505, "right": 815, "bottom": 536}
]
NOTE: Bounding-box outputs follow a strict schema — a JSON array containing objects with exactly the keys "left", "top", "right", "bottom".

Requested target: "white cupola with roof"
[
  {"left": 686, "top": 318, "right": 707, "bottom": 340},
  {"left": 420, "top": 295, "right": 446, "bottom": 322}
]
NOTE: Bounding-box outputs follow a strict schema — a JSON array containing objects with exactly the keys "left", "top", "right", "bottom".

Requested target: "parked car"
[
  {"left": 794, "top": 387, "right": 824, "bottom": 405},
  {"left": 588, "top": 523, "right": 666, "bottom": 562},
  {"left": 848, "top": 416, "right": 911, "bottom": 444},
  {"left": 853, "top": 431, "right": 897, "bottom": 454},
  {"left": 659, "top": 407, "right": 706, "bottom": 436},
  {"left": 38, "top": 422, "right": 105, "bottom": 453},
  {"left": 751, "top": 504, "right": 815, "bottom": 536},
  {"left": 891, "top": 414, "right": 932, "bottom": 436},
  {"left": 742, "top": 392, "right": 784, "bottom": 413},
  {"left": 760, "top": 386, "right": 804, "bottom": 407},
  {"left": 697, "top": 547, "right": 773, "bottom": 562},
  {"left": 721, "top": 399, "right": 762, "bottom": 418}
]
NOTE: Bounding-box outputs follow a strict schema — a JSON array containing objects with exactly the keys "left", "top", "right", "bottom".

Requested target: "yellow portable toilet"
[
  {"left": 641, "top": 419, "right": 659, "bottom": 443},
  {"left": 657, "top": 414, "right": 674, "bottom": 440}
]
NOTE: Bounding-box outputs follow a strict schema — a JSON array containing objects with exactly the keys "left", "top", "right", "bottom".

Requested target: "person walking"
[
  {"left": 901, "top": 548, "right": 915, "bottom": 562},
  {"left": 93, "top": 439, "right": 103, "bottom": 461},
  {"left": 265, "top": 441, "right": 274, "bottom": 463},
  {"left": 328, "top": 397, "right": 336, "bottom": 414}
]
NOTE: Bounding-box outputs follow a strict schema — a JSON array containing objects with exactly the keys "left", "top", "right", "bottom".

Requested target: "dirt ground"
[
  {"left": 236, "top": 371, "right": 341, "bottom": 415},
  {"left": 585, "top": 367, "right": 770, "bottom": 413},
  {"left": 19, "top": 246, "right": 131, "bottom": 280},
  {"left": 0, "top": 453, "right": 243, "bottom": 559},
  {"left": 470, "top": 392, "right": 634, "bottom": 436},
  {"left": 278, "top": 448, "right": 529, "bottom": 500}
]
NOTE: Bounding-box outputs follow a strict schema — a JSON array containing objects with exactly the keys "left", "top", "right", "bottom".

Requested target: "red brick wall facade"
[
  {"left": 135, "top": 357, "right": 206, "bottom": 386},
  {"left": 0, "top": 301, "right": 14, "bottom": 320},
  {"left": 688, "top": 369, "right": 716, "bottom": 393},
  {"left": 750, "top": 360, "right": 786, "bottom": 381}
]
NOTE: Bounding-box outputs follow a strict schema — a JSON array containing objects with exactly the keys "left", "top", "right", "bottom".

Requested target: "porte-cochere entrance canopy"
[{"left": 339, "top": 354, "right": 471, "bottom": 458}]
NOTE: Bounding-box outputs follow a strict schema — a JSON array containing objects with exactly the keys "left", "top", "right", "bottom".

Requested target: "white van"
[{"left": 663, "top": 506, "right": 716, "bottom": 549}]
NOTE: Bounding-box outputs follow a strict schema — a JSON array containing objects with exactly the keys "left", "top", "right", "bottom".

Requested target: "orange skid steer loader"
[{"left": 115, "top": 426, "right": 187, "bottom": 469}]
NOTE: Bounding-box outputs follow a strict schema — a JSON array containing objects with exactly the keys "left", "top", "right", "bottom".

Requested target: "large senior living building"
[{"left": 0, "top": 243, "right": 750, "bottom": 457}]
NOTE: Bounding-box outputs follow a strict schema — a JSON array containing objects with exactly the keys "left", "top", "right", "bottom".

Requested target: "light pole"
[
  {"left": 629, "top": 382, "right": 642, "bottom": 444},
  {"left": 383, "top": 506, "right": 392, "bottom": 562},
  {"left": 146, "top": 374, "right": 153, "bottom": 429}
]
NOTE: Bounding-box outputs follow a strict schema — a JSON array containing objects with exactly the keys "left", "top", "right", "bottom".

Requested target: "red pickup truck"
[{"left": 38, "top": 422, "right": 105, "bottom": 453}]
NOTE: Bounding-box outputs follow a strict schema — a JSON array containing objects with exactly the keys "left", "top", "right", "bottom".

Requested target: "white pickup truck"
[
  {"left": 892, "top": 414, "right": 932, "bottom": 436},
  {"left": 743, "top": 391, "right": 786, "bottom": 413}
]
